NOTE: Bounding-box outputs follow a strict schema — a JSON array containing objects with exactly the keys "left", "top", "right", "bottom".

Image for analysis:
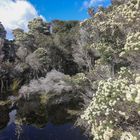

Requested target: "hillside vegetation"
[
  {"left": 0, "top": 0, "right": 140, "bottom": 139},
  {"left": 80, "top": 0, "right": 140, "bottom": 139}
]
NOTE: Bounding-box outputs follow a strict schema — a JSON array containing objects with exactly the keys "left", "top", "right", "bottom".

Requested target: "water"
[
  {"left": 0, "top": 109, "right": 88, "bottom": 140},
  {"left": 0, "top": 123, "right": 88, "bottom": 140}
]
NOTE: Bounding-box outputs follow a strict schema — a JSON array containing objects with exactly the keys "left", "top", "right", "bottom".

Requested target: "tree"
[{"left": 88, "top": 7, "right": 95, "bottom": 17}]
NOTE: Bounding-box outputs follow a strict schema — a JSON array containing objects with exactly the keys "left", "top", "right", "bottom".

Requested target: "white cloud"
[
  {"left": 0, "top": 0, "right": 44, "bottom": 39},
  {"left": 82, "top": 0, "right": 105, "bottom": 9},
  {"left": 89, "top": 0, "right": 104, "bottom": 7}
]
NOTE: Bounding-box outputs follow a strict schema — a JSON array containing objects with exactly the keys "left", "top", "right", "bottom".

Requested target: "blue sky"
[
  {"left": 29, "top": 0, "right": 111, "bottom": 21},
  {"left": 0, "top": 0, "right": 111, "bottom": 39}
]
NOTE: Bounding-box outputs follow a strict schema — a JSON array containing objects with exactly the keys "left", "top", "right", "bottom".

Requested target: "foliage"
[
  {"left": 52, "top": 20, "right": 79, "bottom": 33},
  {"left": 0, "top": 1, "right": 140, "bottom": 138},
  {"left": 28, "top": 18, "right": 50, "bottom": 34},
  {"left": 80, "top": 0, "right": 140, "bottom": 74},
  {"left": 81, "top": 68, "right": 140, "bottom": 139},
  {"left": 0, "top": 22, "right": 6, "bottom": 39},
  {"left": 10, "top": 79, "right": 21, "bottom": 93},
  {"left": 25, "top": 48, "right": 48, "bottom": 73},
  {"left": 79, "top": 0, "right": 140, "bottom": 139}
]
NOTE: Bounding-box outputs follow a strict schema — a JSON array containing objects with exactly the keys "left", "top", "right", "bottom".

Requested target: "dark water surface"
[
  {"left": 0, "top": 123, "right": 88, "bottom": 140},
  {"left": 0, "top": 110, "right": 88, "bottom": 140}
]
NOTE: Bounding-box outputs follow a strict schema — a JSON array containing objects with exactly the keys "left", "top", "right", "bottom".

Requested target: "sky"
[
  {"left": 0, "top": 0, "right": 111, "bottom": 39},
  {"left": 29, "top": 0, "right": 111, "bottom": 21}
]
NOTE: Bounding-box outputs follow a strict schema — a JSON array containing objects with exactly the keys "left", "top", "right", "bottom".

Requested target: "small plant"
[{"left": 10, "top": 79, "right": 21, "bottom": 93}]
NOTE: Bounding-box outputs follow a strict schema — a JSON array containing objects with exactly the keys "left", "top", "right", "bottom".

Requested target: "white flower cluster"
[
  {"left": 108, "top": 0, "right": 140, "bottom": 26},
  {"left": 81, "top": 68, "right": 140, "bottom": 140},
  {"left": 121, "top": 132, "right": 137, "bottom": 140},
  {"left": 103, "top": 127, "right": 114, "bottom": 140},
  {"left": 90, "top": 43, "right": 113, "bottom": 63},
  {"left": 120, "top": 0, "right": 140, "bottom": 23},
  {"left": 70, "top": 73, "right": 87, "bottom": 84},
  {"left": 118, "top": 67, "right": 134, "bottom": 79},
  {"left": 124, "top": 32, "right": 140, "bottom": 52},
  {"left": 120, "top": 32, "right": 140, "bottom": 57}
]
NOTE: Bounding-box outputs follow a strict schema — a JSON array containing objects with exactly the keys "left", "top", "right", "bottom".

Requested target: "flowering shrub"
[
  {"left": 81, "top": 68, "right": 140, "bottom": 140},
  {"left": 120, "top": 132, "right": 137, "bottom": 140},
  {"left": 70, "top": 73, "right": 87, "bottom": 85},
  {"left": 80, "top": 0, "right": 140, "bottom": 71},
  {"left": 120, "top": 32, "right": 140, "bottom": 56},
  {"left": 91, "top": 43, "right": 114, "bottom": 63}
]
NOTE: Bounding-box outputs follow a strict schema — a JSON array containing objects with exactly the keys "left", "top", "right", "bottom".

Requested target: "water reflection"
[
  {"left": 0, "top": 104, "right": 9, "bottom": 130},
  {"left": 0, "top": 122, "right": 88, "bottom": 140},
  {"left": 0, "top": 106, "right": 88, "bottom": 140},
  {"left": 8, "top": 109, "right": 17, "bottom": 126}
]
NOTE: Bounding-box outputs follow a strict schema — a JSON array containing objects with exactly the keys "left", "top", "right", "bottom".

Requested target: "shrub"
[{"left": 81, "top": 68, "right": 140, "bottom": 139}]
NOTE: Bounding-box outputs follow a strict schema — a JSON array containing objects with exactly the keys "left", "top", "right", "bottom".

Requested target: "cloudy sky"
[{"left": 0, "top": 0, "right": 111, "bottom": 39}]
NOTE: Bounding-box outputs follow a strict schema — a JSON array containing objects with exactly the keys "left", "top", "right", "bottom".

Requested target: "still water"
[{"left": 0, "top": 110, "right": 88, "bottom": 140}]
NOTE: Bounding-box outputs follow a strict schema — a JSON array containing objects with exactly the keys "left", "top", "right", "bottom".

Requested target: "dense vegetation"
[
  {"left": 79, "top": 0, "right": 140, "bottom": 139},
  {"left": 0, "top": 0, "right": 140, "bottom": 139}
]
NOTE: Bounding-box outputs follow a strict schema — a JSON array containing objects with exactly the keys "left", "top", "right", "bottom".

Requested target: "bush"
[{"left": 81, "top": 68, "right": 140, "bottom": 139}]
